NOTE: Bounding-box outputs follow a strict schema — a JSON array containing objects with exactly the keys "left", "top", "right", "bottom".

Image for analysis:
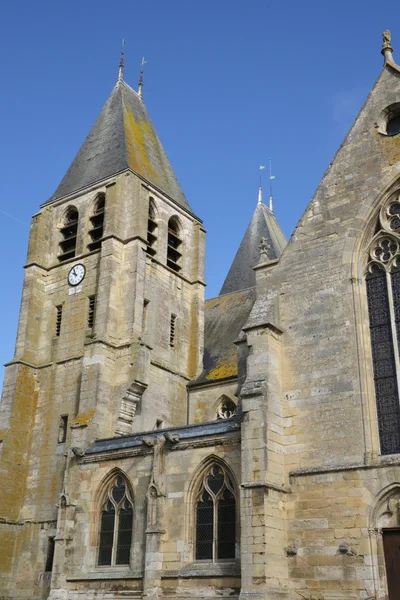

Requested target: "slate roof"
[
  {"left": 193, "top": 287, "right": 256, "bottom": 385},
  {"left": 45, "top": 81, "right": 191, "bottom": 211},
  {"left": 220, "top": 201, "right": 287, "bottom": 295}
]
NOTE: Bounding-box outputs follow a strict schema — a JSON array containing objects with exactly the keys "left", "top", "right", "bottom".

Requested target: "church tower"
[{"left": 0, "top": 61, "right": 205, "bottom": 599}]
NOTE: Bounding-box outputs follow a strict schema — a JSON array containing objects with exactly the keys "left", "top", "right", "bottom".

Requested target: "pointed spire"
[
  {"left": 118, "top": 39, "right": 125, "bottom": 82},
  {"left": 382, "top": 30, "right": 394, "bottom": 64},
  {"left": 138, "top": 57, "right": 147, "bottom": 100},
  {"left": 269, "top": 158, "right": 275, "bottom": 212},
  {"left": 258, "top": 165, "right": 265, "bottom": 204}
]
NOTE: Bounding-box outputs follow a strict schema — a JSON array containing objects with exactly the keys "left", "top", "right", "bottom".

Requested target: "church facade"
[{"left": 2, "top": 31, "right": 400, "bottom": 600}]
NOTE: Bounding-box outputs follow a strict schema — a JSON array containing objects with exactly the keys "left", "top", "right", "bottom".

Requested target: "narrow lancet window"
[
  {"left": 58, "top": 415, "right": 68, "bottom": 444},
  {"left": 167, "top": 217, "right": 182, "bottom": 272},
  {"left": 98, "top": 475, "right": 133, "bottom": 566},
  {"left": 59, "top": 208, "right": 78, "bottom": 262},
  {"left": 195, "top": 464, "right": 236, "bottom": 562},
  {"left": 88, "top": 195, "right": 105, "bottom": 252}
]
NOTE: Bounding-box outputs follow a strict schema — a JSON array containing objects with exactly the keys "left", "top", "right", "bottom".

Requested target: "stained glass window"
[
  {"left": 366, "top": 265, "right": 400, "bottom": 454},
  {"left": 366, "top": 197, "right": 400, "bottom": 455},
  {"left": 98, "top": 476, "right": 133, "bottom": 566},
  {"left": 195, "top": 464, "right": 236, "bottom": 561}
]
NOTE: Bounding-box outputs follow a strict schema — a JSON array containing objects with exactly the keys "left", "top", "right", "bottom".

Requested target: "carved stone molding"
[{"left": 115, "top": 380, "right": 147, "bottom": 435}]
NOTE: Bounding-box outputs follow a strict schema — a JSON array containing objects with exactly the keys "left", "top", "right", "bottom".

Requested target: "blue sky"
[{"left": 0, "top": 0, "right": 399, "bottom": 388}]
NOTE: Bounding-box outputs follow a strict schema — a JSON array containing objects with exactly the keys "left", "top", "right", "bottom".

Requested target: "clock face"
[{"left": 68, "top": 264, "right": 86, "bottom": 286}]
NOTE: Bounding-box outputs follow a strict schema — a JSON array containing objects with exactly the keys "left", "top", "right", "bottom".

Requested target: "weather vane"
[
  {"left": 138, "top": 57, "right": 147, "bottom": 99},
  {"left": 118, "top": 38, "right": 125, "bottom": 82}
]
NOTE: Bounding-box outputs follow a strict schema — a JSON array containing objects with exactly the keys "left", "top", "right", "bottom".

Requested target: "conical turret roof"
[
  {"left": 45, "top": 80, "right": 191, "bottom": 211},
  {"left": 220, "top": 196, "right": 286, "bottom": 295}
]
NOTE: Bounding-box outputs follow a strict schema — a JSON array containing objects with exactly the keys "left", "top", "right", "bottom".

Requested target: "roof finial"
[
  {"left": 138, "top": 57, "right": 147, "bottom": 99},
  {"left": 118, "top": 39, "right": 125, "bottom": 82},
  {"left": 258, "top": 165, "right": 265, "bottom": 204},
  {"left": 382, "top": 30, "right": 394, "bottom": 64},
  {"left": 269, "top": 158, "right": 275, "bottom": 212}
]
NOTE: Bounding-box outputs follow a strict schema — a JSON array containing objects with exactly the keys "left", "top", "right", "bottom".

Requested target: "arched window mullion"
[
  {"left": 194, "top": 463, "right": 236, "bottom": 562},
  {"left": 386, "top": 269, "right": 400, "bottom": 403},
  {"left": 98, "top": 475, "right": 133, "bottom": 567}
]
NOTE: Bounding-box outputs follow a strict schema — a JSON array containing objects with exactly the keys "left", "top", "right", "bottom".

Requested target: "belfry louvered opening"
[
  {"left": 365, "top": 194, "right": 400, "bottom": 455},
  {"left": 98, "top": 475, "right": 133, "bottom": 566},
  {"left": 58, "top": 208, "right": 78, "bottom": 262},
  {"left": 147, "top": 199, "right": 158, "bottom": 256},
  {"left": 88, "top": 194, "right": 105, "bottom": 252},
  {"left": 195, "top": 464, "right": 236, "bottom": 561},
  {"left": 167, "top": 217, "right": 182, "bottom": 272}
]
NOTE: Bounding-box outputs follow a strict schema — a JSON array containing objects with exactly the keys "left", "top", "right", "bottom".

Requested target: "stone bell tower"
[{"left": 0, "top": 57, "right": 205, "bottom": 599}]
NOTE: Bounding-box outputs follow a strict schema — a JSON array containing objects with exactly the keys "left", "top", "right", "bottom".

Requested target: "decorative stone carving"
[
  {"left": 115, "top": 380, "right": 147, "bottom": 435},
  {"left": 71, "top": 446, "right": 85, "bottom": 457},
  {"left": 338, "top": 541, "right": 356, "bottom": 556},
  {"left": 259, "top": 236, "right": 271, "bottom": 260},
  {"left": 383, "top": 30, "right": 392, "bottom": 49},
  {"left": 142, "top": 435, "right": 167, "bottom": 497},
  {"left": 286, "top": 545, "right": 298, "bottom": 556}
]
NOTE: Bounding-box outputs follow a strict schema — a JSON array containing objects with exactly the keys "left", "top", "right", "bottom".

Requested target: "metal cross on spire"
[
  {"left": 118, "top": 39, "right": 125, "bottom": 82},
  {"left": 138, "top": 57, "right": 147, "bottom": 99}
]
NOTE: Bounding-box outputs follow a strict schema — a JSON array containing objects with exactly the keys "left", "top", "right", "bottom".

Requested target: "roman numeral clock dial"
[{"left": 68, "top": 264, "right": 86, "bottom": 286}]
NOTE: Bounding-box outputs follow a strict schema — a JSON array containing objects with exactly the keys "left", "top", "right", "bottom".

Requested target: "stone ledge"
[
  {"left": 161, "top": 561, "right": 240, "bottom": 579},
  {"left": 66, "top": 570, "right": 143, "bottom": 581}
]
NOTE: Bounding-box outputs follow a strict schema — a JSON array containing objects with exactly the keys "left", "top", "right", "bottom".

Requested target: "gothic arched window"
[
  {"left": 98, "top": 475, "right": 133, "bottom": 566},
  {"left": 366, "top": 195, "right": 400, "bottom": 455},
  {"left": 58, "top": 207, "right": 79, "bottom": 261},
  {"left": 147, "top": 199, "right": 158, "bottom": 256},
  {"left": 167, "top": 216, "right": 182, "bottom": 273},
  {"left": 88, "top": 194, "right": 105, "bottom": 252},
  {"left": 195, "top": 464, "right": 236, "bottom": 561}
]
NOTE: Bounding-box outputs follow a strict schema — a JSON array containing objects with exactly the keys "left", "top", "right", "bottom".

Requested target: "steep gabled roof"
[
  {"left": 220, "top": 195, "right": 287, "bottom": 295},
  {"left": 193, "top": 287, "right": 256, "bottom": 385},
  {"left": 45, "top": 81, "right": 191, "bottom": 211}
]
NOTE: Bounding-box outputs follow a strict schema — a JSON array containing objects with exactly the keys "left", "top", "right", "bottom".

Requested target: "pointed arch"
[
  {"left": 370, "top": 482, "right": 400, "bottom": 529},
  {"left": 187, "top": 455, "right": 239, "bottom": 563},
  {"left": 346, "top": 177, "right": 400, "bottom": 460},
  {"left": 96, "top": 468, "right": 134, "bottom": 567}
]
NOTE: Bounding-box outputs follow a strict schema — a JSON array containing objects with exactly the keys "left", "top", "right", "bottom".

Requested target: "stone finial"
[
  {"left": 382, "top": 29, "right": 394, "bottom": 63},
  {"left": 259, "top": 237, "right": 271, "bottom": 260}
]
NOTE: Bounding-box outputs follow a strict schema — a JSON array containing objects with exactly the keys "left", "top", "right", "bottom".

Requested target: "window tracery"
[
  {"left": 366, "top": 192, "right": 400, "bottom": 455},
  {"left": 195, "top": 463, "right": 236, "bottom": 561},
  {"left": 217, "top": 397, "right": 237, "bottom": 419},
  {"left": 98, "top": 475, "right": 133, "bottom": 566}
]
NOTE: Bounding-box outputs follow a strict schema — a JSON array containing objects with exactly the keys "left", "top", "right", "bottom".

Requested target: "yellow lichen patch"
[
  {"left": 73, "top": 409, "right": 95, "bottom": 426},
  {"left": 123, "top": 107, "right": 155, "bottom": 182},
  {"left": 206, "top": 349, "right": 238, "bottom": 381},
  {"left": 376, "top": 130, "right": 400, "bottom": 166}
]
